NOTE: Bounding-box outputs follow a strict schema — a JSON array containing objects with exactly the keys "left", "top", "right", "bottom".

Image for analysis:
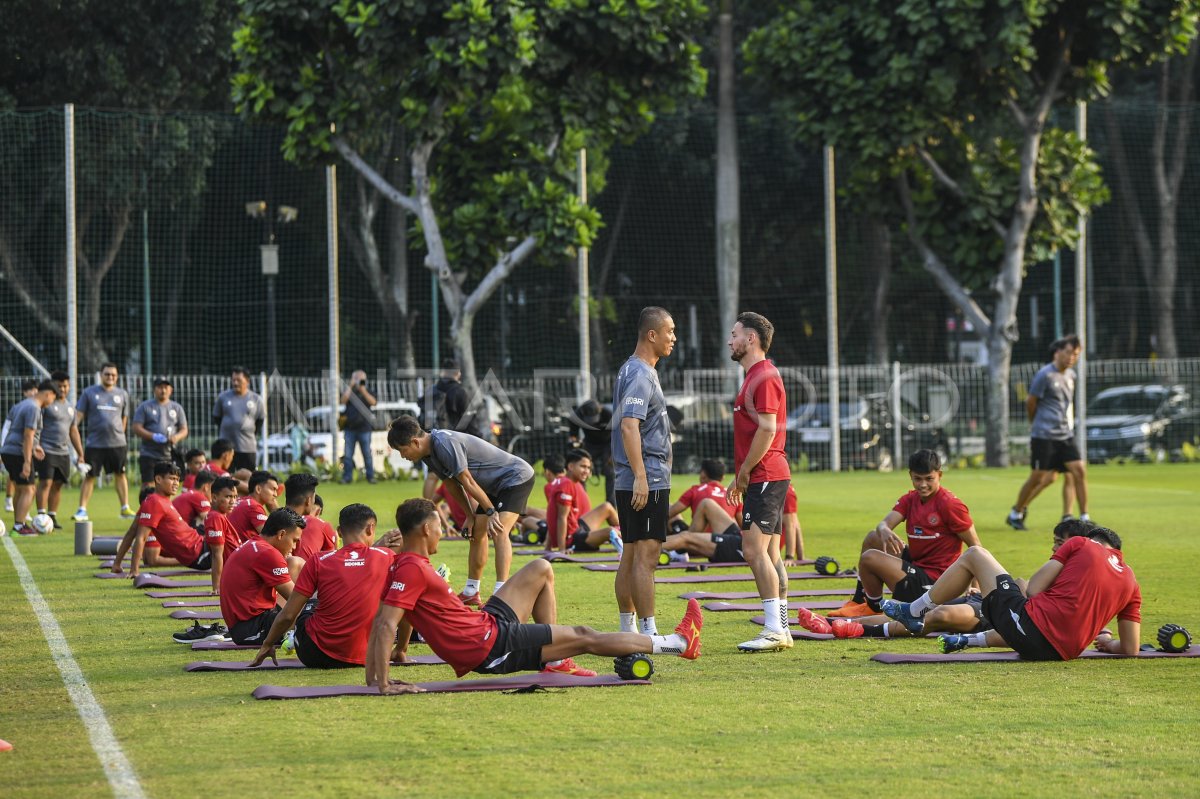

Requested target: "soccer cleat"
[
  {"left": 49, "top": 513, "right": 62, "bottom": 530},
  {"left": 674, "top": 597, "right": 704, "bottom": 659},
  {"left": 737, "top": 630, "right": 792, "bottom": 653},
  {"left": 1060, "top": 514, "right": 1075, "bottom": 523},
  {"left": 831, "top": 619, "right": 865, "bottom": 639},
  {"left": 540, "top": 657, "right": 598, "bottom": 677},
  {"left": 667, "top": 549, "right": 689, "bottom": 564},
  {"left": 1005, "top": 510, "right": 1027, "bottom": 531},
  {"left": 16, "top": 524, "right": 37, "bottom": 536},
  {"left": 827, "top": 600, "right": 874, "bottom": 618},
  {"left": 608, "top": 529, "right": 624, "bottom": 556},
  {"left": 73, "top": 508, "right": 89, "bottom": 522},
  {"left": 120, "top": 505, "right": 136, "bottom": 519},
  {"left": 172, "top": 622, "right": 229, "bottom": 644},
  {"left": 280, "top": 629, "right": 296, "bottom": 657},
  {"left": 939, "top": 634, "right": 969, "bottom": 654},
  {"left": 880, "top": 599, "right": 924, "bottom": 635},
  {"left": 457, "top": 591, "right": 482, "bottom": 608},
  {"left": 796, "top": 607, "right": 833, "bottom": 635}
]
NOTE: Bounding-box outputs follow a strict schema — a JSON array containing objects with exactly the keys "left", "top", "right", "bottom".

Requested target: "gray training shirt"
[
  {"left": 423, "top": 429, "right": 534, "bottom": 496},
  {"left": 76, "top": 385, "right": 130, "bottom": 449},
  {"left": 213, "top": 389, "right": 264, "bottom": 453},
  {"left": 134, "top": 399, "right": 188, "bottom": 459},
  {"left": 610, "top": 356, "right": 672, "bottom": 492},
  {"left": 39, "top": 399, "right": 75, "bottom": 456},
  {"left": 1, "top": 398, "right": 43, "bottom": 456},
  {"left": 1029, "top": 362, "right": 1075, "bottom": 440}
]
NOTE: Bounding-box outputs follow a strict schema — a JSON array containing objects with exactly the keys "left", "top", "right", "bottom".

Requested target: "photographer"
[{"left": 341, "top": 370, "right": 378, "bottom": 483}]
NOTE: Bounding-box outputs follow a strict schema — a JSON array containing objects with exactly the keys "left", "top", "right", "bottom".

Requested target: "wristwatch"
[{"left": 483, "top": 507, "right": 496, "bottom": 517}]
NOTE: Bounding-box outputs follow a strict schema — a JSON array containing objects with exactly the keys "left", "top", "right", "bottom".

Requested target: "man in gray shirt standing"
[
  {"left": 213, "top": 367, "right": 265, "bottom": 472},
  {"left": 2, "top": 380, "right": 57, "bottom": 534},
  {"left": 133, "top": 376, "right": 190, "bottom": 487},
  {"left": 611, "top": 306, "right": 676, "bottom": 637},
  {"left": 74, "top": 363, "right": 134, "bottom": 521},
  {"left": 35, "top": 371, "right": 85, "bottom": 529},
  {"left": 387, "top": 415, "right": 535, "bottom": 608},
  {"left": 1007, "top": 334, "right": 1089, "bottom": 530}
]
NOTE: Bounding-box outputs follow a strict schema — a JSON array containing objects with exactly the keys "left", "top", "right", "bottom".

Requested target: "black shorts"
[
  {"left": 1030, "top": 437, "right": 1081, "bottom": 472},
  {"left": 294, "top": 601, "right": 357, "bottom": 669},
  {"left": 187, "top": 544, "right": 213, "bottom": 571},
  {"left": 570, "top": 529, "right": 598, "bottom": 552},
  {"left": 85, "top": 446, "right": 127, "bottom": 476},
  {"left": 711, "top": 532, "right": 745, "bottom": 564},
  {"left": 719, "top": 522, "right": 740, "bottom": 538},
  {"left": 231, "top": 451, "right": 258, "bottom": 472},
  {"left": 1, "top": 453, "right": 35, "bottom": 485},
  {"left": 35, "top": 453, "right": 71, "bottom": 483},
  {"left": 981, "top": 574, "right": 1063, "bottom": 660},
  {"left": 473, "top": 596, "right": 553, "bottom": 675},
  {"left": 943, "top": 594, "right": 988, "bottom": 633},
  {"left": 891, "top": 553, "right": 935, "bottom": 602},
  {"left": 740, "top": 480, "right": 789, "bottom": 534},
  {"left": 139, "top": 454, "right": 171, "bottom": 485},
  {"left": 615, "top": 489, "right": 671, "bottom": 543},
  {"left": 229, "top": 606, "right": 281, "bottom": 646},
  {"left": 489, "top": 477, "right": 535, "bottom": 517}
]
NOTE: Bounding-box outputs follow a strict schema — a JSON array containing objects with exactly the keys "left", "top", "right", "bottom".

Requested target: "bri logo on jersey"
[
  {"left": 624, "top": 397, "right": 644, "bottom": 406},
  {"left": 390, "top": 581, "right": 406, "bottom": 592}
]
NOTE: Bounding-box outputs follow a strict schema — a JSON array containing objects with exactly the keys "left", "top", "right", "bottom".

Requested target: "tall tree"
[
  {"left": 747, "top": 0, "right": 1195, "bottom": 465},
  {"left": 233, "top": 0, "right": 706, "bottom": 395}
]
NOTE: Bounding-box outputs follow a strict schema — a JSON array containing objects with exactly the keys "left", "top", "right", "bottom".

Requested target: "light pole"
[{"left": 246, "top": 201, "right": 298, "bottom": 374}]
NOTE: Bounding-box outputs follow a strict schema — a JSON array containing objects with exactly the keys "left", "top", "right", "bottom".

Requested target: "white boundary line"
[{"left": 3, "top": 537, "right": 146, "bottom": 799}]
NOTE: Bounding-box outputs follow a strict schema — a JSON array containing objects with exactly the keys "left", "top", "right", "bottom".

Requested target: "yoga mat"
[
  {"left": 543, "top": 553, "right": 620, "bottom": 563},
  {"left": 98, "top": 568, "right": 206, "bottom": 580},
  {"left": 134, "top": 575, "right": 210, "bottom": 588},
  {"left": 707, "top": 601, "right": 844, "bottom": 612},
  {"left": 146, "top": 590, "right": 214, "bottom": 599},
  {"left": 163, "top": 599, "right": 220, "bottom": 608},
  {"left": 656, "top": 572, "right": 855, "bottom": 585},
  {"left": 585, "top": 561, "right": 818, "bottom": 572},
  {"left": 186, "top": 654, "right": 446, "bottom": 671},
  {"left": 253, "top": 672, "right": 650, "bottom": 700},
  {"left": 679, "top": 589, "right": 852, "bottom": 600},
  {"left": 871, "top": 647, "right": 1199, "bottom": 664},
  {"left": 191, "top": 640, "right": 257, "bottom": 651},
  {"left": 170, "top": 609, "right": 222, "bottom": 620}
]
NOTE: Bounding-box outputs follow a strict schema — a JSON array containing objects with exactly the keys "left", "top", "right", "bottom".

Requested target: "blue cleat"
[
  {"left": 880, "top": 599, "right": 925, "bottom": 635},
  {"left": 939, "top": 634, "right": 969, "bottom": 654}
]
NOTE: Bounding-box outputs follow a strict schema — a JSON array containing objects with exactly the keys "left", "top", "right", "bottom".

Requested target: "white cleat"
[{"left": 737, "top": 630, "right": 793, "bottom": 653}]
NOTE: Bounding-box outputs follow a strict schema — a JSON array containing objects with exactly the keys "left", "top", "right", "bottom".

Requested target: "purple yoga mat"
[
  {"left": 543, "top": 553, "right": 620, "bottom": 563},
  {"left": 253, "top": 672, "right": 650, "bottom": 700},
  {"left": 191, "top": 640, "right": 257, "bottom": 650},
  {"left": 585, "top": 561, "right": 819, "bottom": 572},
  {"left": 169, "top": 609, "right": 222, "bottom": 620},
  {"left": 871, "top": 647, "right": 1199, "bottom": 664},
  {"left": 163, "top": 599, "right": 220, "bottom": 608},
  {"left": 146, "top": 590, "right": 214, "bottom": 599},
  {"left": 679, "top": 589, "right": 852, "bottom": 600},
  {"left": 100, "top": 569, "right": 207, "bottom": 580},
  {"left": 134, "top": 575, "right": 211, "bottom": 588},
  {"left": 707, "top": 601, "right": 844, "bottom": 612},
  {"left": 656, "top": 572, "right": 854, "bottom": 584},
  {"left": 186, "top": 653, "right": 446, "bottom": 671}
]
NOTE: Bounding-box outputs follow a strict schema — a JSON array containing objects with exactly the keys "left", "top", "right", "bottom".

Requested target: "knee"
[
  {"left": 529, "top": 558, "right": 554, "bottom": 580},
  {"left": 859, "top": 548, "right": 886, "bottom": 568},
  {"left": 962, "top": 545, "right": 989, "bottom": 561}
]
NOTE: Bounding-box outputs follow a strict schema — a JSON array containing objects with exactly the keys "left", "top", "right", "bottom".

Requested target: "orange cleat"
[
  {"left": 541, "top": 657, "right": 598, "bottom": 677},
  {"left": 827, "top": 600, "right": 873, "bottom": 618},
  {"left": 830, "top": 619, "right": 865, "bottom": 639},
  {"left": 457, "top": 591, "right": 482, "bottom": 608},
  {"left": 796, "top": 607, "right": 833, "bottom": 635},
  {"left": 674, "top": 597, "right": 704, "bottom": 660}
]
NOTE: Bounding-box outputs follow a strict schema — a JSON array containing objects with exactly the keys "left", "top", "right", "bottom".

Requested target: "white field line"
[{"left": 2, "top": 537, "right": 146, "bottom": 799}]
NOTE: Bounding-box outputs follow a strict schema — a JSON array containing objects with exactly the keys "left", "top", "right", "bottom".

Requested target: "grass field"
[{"left": 2, "top": 463, "right": 1198, "bottom": 798}]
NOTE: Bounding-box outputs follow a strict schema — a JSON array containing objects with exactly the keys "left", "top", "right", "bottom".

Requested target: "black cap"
[{"left": 153, "top": 376, "right": 173, "bottom": 387}]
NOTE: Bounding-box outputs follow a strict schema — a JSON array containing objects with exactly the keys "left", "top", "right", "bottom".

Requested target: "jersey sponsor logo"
[
  {"left": 1107, "top": 554, "right": 1124, "bottom": 573},
  {"left": 390, "top": 581, "right": 406, "bottom": 592},
  {"left": 140, "top": 512, "right": 151, "bottom": 520},
  {"left": 271, "top": 567, "right": 288, "bottom": 576},
  {"left": 624, "top": 396, "right": 644, "bottom": 406},
  {"left": 348, "top": 550, "right": 360, "bottom": 559},
  {"left": 909, "top": 526, "right": 938, "bottom": 540}
]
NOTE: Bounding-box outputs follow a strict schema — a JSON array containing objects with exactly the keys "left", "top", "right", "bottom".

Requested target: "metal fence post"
[
  {"left": 327, "top": 158, "right": 341, "bottom": 468},
  {"left": 824, "top": 145, "right": 841, "bottom": 472},
  {"left": 65, "top": 104, "right": 78, "bottom": 404}
]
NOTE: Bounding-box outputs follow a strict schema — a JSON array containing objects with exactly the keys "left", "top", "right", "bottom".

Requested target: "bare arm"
[
  {"left": 620, "top": 416, "right": 648, "bottom": 510},
  {"left": 208, "top": 542, "right": 224, "bottom": 595},
  {"left": 1095, "top": 618, "right": 1141, "bottom": 656},
  {"left": 131, "top": 422, "right": 154, "bottom": 442},
  {"left": 1026, "top": 395, "right": 1039, "bottom": 422},
  {"left": 875, "top": 510, "right": 906, "bottom": 556},
  {"left": 556, "top": 502, "right": 570, "bottom": 552},
  {"left": 20, "top": 427, "right": 35, "bottom": 478},
  {"left": 110, "top": 521, "right": 143, "bottom": 574},
  {"left": 172, "top": 421, "right": 188, "bottom": 447},
  {"left": 249, "top": 589, "right": 309, "bottom": 666},
  {"left": 69, "top": 424, "right": 84, "bottom": 461},
  {"left": 1024, "top": 558, "right": 1065, "bottom": 597},
  {"left": 667, "top": 500, "right": 688, "bottom": 518},
  {"left": 729, "top": 398, "right": 776, "bottom": 504},
  {"left": 366, "top": 604, "right": 423, "bottom": 694}
]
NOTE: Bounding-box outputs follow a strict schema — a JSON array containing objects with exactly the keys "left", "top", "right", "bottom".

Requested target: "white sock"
[
  {"left": 909, "top": 592, "right": 936, "bottom": 617},
  {"left": 639, "top": 616, "right": 658, "bottom": 635},
  {"left": 619, "top": 612, "right": 636, "bottom": 633},
  {"left": 881, "top": 624, "right": 891, "bottom": 638},
  {"left": 965, "top": 632, "right": 989, "bottom": 647},
  {"left": 462, "top": 579, "right": 481, "bottom": 597},
  {"left": 545, "top": 659, "right": 564, "bottom": 667},
  {"left": 650, "top": 633, "right": 686, "bottom": 655},
  {"left": 1080, "top": 513, "right": 1091, "bottom": 522},
  {"left": 37, "top": 508, "right": 47, "bottom": 515},
  {"left": 763, "top": 598, "right": 783, "bottom": 633},
  {"left": 778, "top": 600, "right": 790, "bottom": 630},
  {"left": 492, "top": 581, "right": 504, "bottom": 594}
]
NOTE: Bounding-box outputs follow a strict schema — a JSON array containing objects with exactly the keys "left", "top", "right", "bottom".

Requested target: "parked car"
[
  {"left": 266, "top": 400, "right": 420, "bottom": 476},
  {"left": 1085, "top": 384, "right": 1197, "bottom": 462}
]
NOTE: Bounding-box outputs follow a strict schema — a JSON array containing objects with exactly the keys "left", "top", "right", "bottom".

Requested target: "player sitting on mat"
[
  {"left": 364, "top": 498, "right": 703, "bottom": 695},
  {"left": 544, "top": 449, "right": 624, "bottom": 554},
  {"left": 248, "top": 503, "right": 395, "bottom": 669},
  {"left": 881, "top": 526, "right": 1141, "bottom": 659},
  {"left": 172, "top": 468, "right": 214, "bottom": 533},
  {"left": 110, "top": 486, "right": 181, "bottom": 569},
  {"left": 218, "top": 508, "right": 306, "bottom": 645},
  {"left": 204, "top": 477, "right": 241, "bottom": 562},
  {"left": 667, "top": 459, "right": 739, "bottom": 533},
  {"left": 829, "top": 449, "right": 980, "bottom": 619}
]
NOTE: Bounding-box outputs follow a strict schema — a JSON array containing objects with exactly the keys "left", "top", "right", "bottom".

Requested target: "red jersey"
[
  {"left": 182, "top": 472, "right": 197, "bottom": 490},
  {"left": 381, "top": 553, "right": 497, "bottom": 677},
  {"left": 138, "top": 493, "right": 204, "bottom": 566},
  {"left": 784, "top": 484, "right": 797, "bottom": 514},
  {"left": 228, "top": 498, "right": 269, "bottom": 540},
  {"left": 204, "top": 511, "right": 240, "bottom": 554},
  {"left": 1026, "top": 536, "right": 1142, "bottom": 660},
  {"left": 892, "top": 487, "right": 972, "bottom": 580},
  {"left": 545, "top": 476, "right": 590, "bottom": 548},
  {"left": 435, "top": 483, "right": 468, "bottom": 528},
  {"left": 733, "top": 359, "right": 790, "bottom": 482},
  {"left": 293, "top": 514, "right": 338, "bottom": 563},
  {"left": 172, "top": 490, "right": 211, "bottom": 526},
  {"left": 219, "top": 539, "right": 291, "bottom": 626},
  {"left": 677, "top": 480, "right": 738, "bottom": 525},
  {"left": 205, "top": 463, "right": 229, "bottom": 476},
  {"left": 293, "top": 543, "right": 395, "bottom": 664}
]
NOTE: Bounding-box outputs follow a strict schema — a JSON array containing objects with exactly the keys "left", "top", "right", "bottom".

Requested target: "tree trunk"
[
  {"left": 863, "top": 215, "right": 892, "bottom": 365},
  {"left": 713, "top": 0, "right": 740, "bottom": 366},
  {"left": 984, "top": 330, "right": 1014, "bottom": 467}
]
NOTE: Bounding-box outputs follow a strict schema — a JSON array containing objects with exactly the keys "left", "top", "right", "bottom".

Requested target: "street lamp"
[{"left": 246, "top": 201, "right": 298, "bottom": 374}]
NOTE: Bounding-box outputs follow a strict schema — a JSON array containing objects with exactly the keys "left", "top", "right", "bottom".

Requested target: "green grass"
[{"left": 2, "top": 464, "right": 1199, "bottom": 798}]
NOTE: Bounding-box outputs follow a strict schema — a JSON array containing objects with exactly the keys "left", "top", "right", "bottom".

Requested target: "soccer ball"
[{"left": 31, "top": 514, "right": 54, "bottom": 535}]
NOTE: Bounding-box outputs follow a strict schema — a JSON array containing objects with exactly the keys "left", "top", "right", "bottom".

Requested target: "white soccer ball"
[{"left": 31, "top": 513, "right": 54, "bottom": 535}]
